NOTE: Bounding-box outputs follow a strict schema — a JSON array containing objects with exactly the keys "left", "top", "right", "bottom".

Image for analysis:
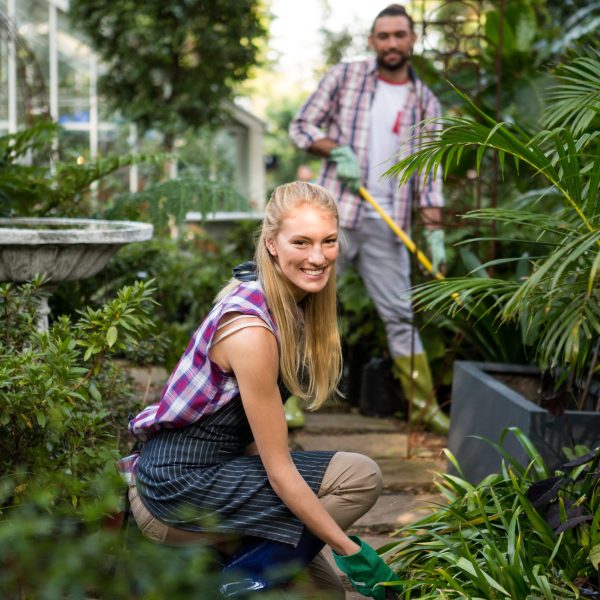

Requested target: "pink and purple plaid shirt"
[
  {"left": 289, "top": 58, "right": 443, "bottom": 231},
  {"left": 128, "top": 280, "right": 277, "bottom": 443}
]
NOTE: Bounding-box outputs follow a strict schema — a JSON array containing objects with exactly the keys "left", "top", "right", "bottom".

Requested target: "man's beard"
[{"left": 376, "top": 52, "right": 410, "bottom": 71}]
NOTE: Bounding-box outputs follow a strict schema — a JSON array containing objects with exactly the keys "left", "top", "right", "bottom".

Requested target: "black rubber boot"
[{"left": 219, "top": 528, "right": 324, "bottom": 598}]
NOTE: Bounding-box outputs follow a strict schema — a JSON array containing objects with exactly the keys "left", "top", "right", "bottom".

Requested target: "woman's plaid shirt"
[
  {"left": 289, "top": 58, "right": 444, "bottom": 231},
  {"left": 128, "top": 280, "right": 277, "bottom": 442},
  {"left": 118, "top": 281, "right": 277, "bottom": 482}
]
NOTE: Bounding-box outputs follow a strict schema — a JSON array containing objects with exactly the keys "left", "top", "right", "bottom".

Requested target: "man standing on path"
[{"left": 289, "top": 4, "right": 449, "bottom": 434}]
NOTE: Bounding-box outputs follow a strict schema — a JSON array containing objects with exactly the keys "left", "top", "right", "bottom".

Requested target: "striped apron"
[{"left": 135, "top": 397, "right": 334, "bottom": 546}]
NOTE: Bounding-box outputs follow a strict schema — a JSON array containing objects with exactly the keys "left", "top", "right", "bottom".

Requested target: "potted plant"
[{"left": 389, "top": 49, "right": 600, "bottom": 481}]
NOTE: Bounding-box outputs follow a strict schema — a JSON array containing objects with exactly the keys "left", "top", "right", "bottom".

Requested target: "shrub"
[
  {"left": 0, "top": 279, "right": 243, "bottom": 599},
  {"left": 0, "top": 482, "right": 222, "bottom": 599},
  {"left": 390, "top": 49, "right": 600, "bottom": 384},
  {"left": 51, "top": 220, "right": 259, "bottom": 370},
  {"left": 0, "top": 277, "right": 155, "bottom": 509}
]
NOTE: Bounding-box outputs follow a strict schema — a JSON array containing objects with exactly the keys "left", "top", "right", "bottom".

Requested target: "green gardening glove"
[
  {"left": 424, "top": 229, "right": 446, "bottom": 274},
  {"left": 330, "top": 146, "right": 362, "bottom": 192},
  {"left": 333, "top": 535, "right": 403, "bottom": 599}
]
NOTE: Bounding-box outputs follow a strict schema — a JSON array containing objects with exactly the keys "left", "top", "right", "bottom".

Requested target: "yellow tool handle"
[{"left": 358, "top": 186, "right": 444, "bottom": 280}]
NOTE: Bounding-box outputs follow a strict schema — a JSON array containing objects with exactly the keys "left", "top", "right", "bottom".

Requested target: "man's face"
[{"left": 369, "top": 15, "right": 416, "bottom": 71}]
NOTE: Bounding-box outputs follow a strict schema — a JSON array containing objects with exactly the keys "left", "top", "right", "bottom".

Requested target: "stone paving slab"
[
  {"left": 302, "top": 410, "right": 403, "bottom": 433},
  {"left": 351, "top": 492, "right": 441, "bottom": 532},
  {"left": 377, "top": 457, "right": 446, "bottom": 492},
  {"left": 293, "top": 431, "right": 408, "bottom": 459}
]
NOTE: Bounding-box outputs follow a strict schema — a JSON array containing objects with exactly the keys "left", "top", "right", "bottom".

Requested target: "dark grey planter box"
[{"left": 448, "top": 361, "right": 600, "bottom": 483}]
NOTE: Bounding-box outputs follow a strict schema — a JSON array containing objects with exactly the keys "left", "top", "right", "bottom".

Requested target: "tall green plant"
[
  {"left": 388, "top": 49, "right": 600, "bottom": 382},
  {"left": 0, "top": 121, "right": 251, "bottom": 228},
  {"left": 0, "top": 471, "right": 222, "bottom": 598},
  {"left": 104, "top": 176, "right": 250, "bottom": 235},
  {"left": 69, "top": 0, "right": 269, "bottom": 151},
  {"left": 383, "top": 430, "right": 600, "bottom": 598}
]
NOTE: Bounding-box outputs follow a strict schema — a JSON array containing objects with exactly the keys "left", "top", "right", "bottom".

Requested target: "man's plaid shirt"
[{"left": 289, "top": 58, "right": 444, "bottom": 231}]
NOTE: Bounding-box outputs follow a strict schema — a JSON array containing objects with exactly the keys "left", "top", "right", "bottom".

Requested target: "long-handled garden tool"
[
  {"left": 358, "top": 186, "right": 460, "bottom": 304},
  {"left": 358, "top": 186, "right": 443, "bottom": 280},
  {"left": 357, "top": 185, "right": 454, "bottom": 436}
]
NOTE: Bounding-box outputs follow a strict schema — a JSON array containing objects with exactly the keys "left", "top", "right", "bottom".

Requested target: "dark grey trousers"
[{"left": 338, "top": 217, "right": 424, "bottom": 357}]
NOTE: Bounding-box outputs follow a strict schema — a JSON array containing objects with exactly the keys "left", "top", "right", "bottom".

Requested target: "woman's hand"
[{"left": 333, "top": 535, "right": 403, "bottom": 599}]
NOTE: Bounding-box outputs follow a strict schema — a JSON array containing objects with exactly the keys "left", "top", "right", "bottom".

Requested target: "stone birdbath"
[{"left": 0, "top": 217, "right": 153, "bottom": 330}]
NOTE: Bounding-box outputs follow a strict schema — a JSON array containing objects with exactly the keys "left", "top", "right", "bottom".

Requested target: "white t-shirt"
[{"left": 366, "top": 77, "right": 409, "bottom": 218}]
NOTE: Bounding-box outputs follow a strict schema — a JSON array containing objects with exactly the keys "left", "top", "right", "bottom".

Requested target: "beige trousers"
[{"left": 129, "top": 451, "right": 382, "bottom": 598}]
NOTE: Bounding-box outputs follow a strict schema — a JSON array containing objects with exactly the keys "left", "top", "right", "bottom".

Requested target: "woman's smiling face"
[{"left": 266, "top": 203, "right": 339, "bottom": 301}]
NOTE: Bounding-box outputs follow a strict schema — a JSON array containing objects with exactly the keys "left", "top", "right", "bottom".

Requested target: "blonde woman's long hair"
[
  {"left": 215, "top": 182, "right": 342, "bottom": 409},
  {"left": 257, "top": 181, "right": 342, "bottom": 410}
]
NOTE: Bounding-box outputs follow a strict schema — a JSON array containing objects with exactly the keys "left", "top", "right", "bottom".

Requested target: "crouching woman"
[{"left": 120, "top": 181, "right": 402, "bottom": 599}]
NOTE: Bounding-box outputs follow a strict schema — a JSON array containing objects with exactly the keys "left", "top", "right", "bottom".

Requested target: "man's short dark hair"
[{"left": 372, "top": 4, "right": 414, "bottom": 33}]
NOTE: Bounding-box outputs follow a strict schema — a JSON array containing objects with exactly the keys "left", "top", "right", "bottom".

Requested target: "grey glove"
[
  {"left": 424, "top": 229, "right": 446, "bottom": 273},
  {"left": 330, "top": 146, "right": 362, "bottom": 192}
]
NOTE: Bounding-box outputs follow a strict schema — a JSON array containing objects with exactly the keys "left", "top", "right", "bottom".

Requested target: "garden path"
[{"left": 289, "top": 403, "right": 448, "bottom": 599}]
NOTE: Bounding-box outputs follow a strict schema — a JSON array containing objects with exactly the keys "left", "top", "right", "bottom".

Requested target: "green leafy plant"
[
  {"left": 69, "top": 0, "right": 269, "bottom": 152},
  {"left": 389, "top": 49, "right": 600, "bottom": 387},
  {"left": 104, "top": 175, "right": 250, "bottom": 235},
  {"left": 0, "top": 277, "right": 155, "bottom": 509},
  {"left": 0, "top": 120, "right": 252, "bottom": 228},
  {"left": 383, "top": 429, "right": 600, "bottom": 598},
  {"left": 0, "top": 251, "right": 243, "bottom": 599},
  {"left": 337, "top": 266, "right": 387, "bottom": 354},
  {"left": 0, "top": 479, "right": 222, "bottom": 599},
  {"left": 0, "top": 121, "right": 165, "bottom": 218}
]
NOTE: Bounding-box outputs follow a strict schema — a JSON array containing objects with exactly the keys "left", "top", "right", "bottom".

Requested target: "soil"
[
  {"left": 494, "top": 373, "right": 543, "bottom": 403},
  {"left": 492, "top": 372, "right": 599, "bottom": 413}
]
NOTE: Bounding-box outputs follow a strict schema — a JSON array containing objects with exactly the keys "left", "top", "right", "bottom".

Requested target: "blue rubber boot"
[{"left": 219, "top": 529, "right": 324, "bottom": 598}]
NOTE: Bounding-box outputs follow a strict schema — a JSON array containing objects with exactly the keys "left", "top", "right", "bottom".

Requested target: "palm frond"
[
  {"left": 392, "top": 50, "right": 600, "bottom": 379},
  {"left": 388, "top": 82, "right": 598, "bottom": 232},
  {"left": 502, "top": 229, "right": 600, "bottom": 318},
  {"left": 412, "top": 277, "right": 520, "bottom": 322},
  {"left": 0, "top": 120, "right": 57, "bottom": 163},
  {"left": 544, "top": 49, "right": 600, "bottom": 135},
  {"left": 461, "top": 208, "right": 579, "bottom": 238}
]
